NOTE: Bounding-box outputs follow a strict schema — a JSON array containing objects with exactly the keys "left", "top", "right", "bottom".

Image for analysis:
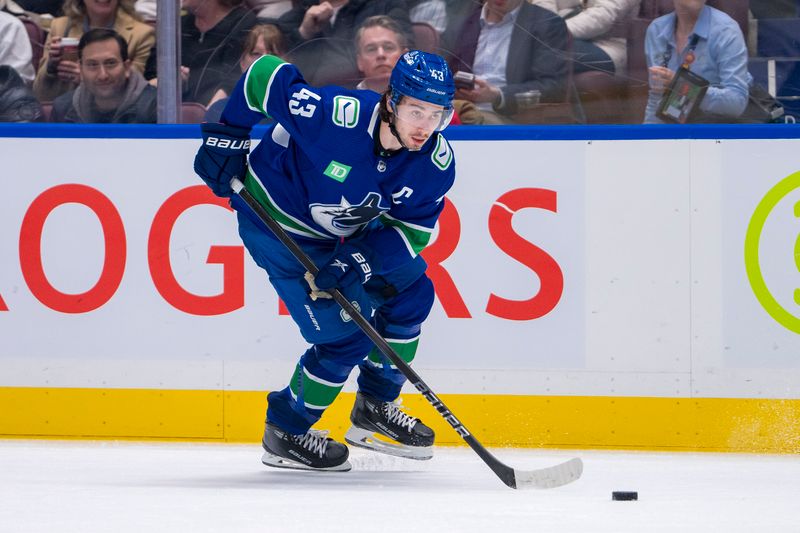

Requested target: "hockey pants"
[{"left": 266, "top": 274, "right": 435, "bottom": 434}]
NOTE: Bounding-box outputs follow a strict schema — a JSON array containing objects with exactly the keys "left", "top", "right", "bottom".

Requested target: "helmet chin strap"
[{"left": 388, "top": 116, "right": 413, "bottom": 151}]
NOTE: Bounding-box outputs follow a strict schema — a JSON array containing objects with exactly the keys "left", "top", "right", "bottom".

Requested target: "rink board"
[
  {"left": 1, "top": 124, "right": 800, "bottom": 452},
  {"left": 2, "top": 388, "right": 799, "bottom": 453}
]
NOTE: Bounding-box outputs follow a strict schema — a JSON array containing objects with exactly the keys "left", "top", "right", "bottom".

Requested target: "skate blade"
[
  {"left": 261, "top": 450, "right": 352, "bottom": 472},
  {"left": 344, "top": 426, "right": 433, "bottom": 461}
]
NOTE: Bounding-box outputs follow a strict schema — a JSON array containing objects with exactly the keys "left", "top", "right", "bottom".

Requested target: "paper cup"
[{"left": 60, "top": 37, "right": 80, "bottom": 62}]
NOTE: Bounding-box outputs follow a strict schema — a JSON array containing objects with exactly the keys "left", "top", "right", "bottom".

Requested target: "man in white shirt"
[{"left": 0, "top": 10, "right": 35, "bottom": 83}]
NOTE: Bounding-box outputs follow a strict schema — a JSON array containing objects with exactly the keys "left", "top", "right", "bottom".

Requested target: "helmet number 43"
[
  {"left": 289, "top": 87, "right": 321, "bottom": 118},
  {"left": 429, "top": 69, "right": 444, "bottom": 82}
]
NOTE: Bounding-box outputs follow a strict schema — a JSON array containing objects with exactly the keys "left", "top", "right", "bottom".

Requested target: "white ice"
[{"left": 1, "top": 440, "right": 797, "bottom": 532}]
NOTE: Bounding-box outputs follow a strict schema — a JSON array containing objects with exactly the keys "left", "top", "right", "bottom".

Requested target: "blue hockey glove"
[
  {"left": 194, "top": 122, "right": 251, "bottom": 197},
  {"left": 312, "top": 243, "right": 374, "bottom": 296}
]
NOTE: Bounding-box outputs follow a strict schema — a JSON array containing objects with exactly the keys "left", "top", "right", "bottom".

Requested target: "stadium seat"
[
  {"left": 180, "top": 102, "right": 207, "bottom": 123},
  {"left": 21, "top": 17, "right": 47, "bottom": 71},
  {"left": 411, "top": 22, "right": 439, "bottom": 54}
]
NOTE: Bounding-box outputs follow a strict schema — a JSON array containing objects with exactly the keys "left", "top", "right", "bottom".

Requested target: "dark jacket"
[
  {"left": 51, "top": 70, "right": 157, "bottom": 123},
  {"left": 275, "top": 0, "right": 411, "bottom": 88},
  {"left": 445, "top": 2, "right": 569, "bottom": 112},
  {"left": 0, "top": 66, "right": 42, "bottom": 122},
  {"left": 145, "top": 6, "right": 256, "bottom": 105}
]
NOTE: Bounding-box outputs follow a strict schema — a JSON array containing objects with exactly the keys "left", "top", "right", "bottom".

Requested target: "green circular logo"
[{"left": 744, "top": 170, "right": 800, "bottom": 334}]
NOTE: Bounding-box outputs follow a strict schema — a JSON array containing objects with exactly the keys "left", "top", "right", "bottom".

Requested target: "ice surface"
[{"left": 1, "top": 440, "right": 797, "bottom": 532}]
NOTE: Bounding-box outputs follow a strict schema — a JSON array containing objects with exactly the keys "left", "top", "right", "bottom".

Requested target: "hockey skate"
[
  {"left": 262, "top": 423, "right": 351, "bottom": 472},
  {"left": 344, "top": 392, "right": 434, "bottom": 460}
]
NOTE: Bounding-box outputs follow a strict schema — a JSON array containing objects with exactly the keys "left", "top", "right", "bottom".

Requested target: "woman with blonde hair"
[{"left": 34, "top": 0, "right": 154, "bottom": 102}]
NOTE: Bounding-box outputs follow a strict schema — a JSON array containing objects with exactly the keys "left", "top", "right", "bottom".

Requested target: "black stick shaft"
[{"left": 231, "top": 179, "right": 518, "bottom": 488}]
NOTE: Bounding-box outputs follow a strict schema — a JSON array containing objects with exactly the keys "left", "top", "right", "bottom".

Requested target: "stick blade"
[{"left": 513, "top": 457, "right": 583, "bottom": 489}]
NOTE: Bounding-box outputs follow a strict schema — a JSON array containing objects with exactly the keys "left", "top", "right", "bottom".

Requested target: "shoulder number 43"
[{"left": 289, "top": 87, "right": 321, "bottom": 118}]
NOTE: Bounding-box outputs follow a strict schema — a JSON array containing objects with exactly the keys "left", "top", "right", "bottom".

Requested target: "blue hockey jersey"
[{"left": 220, "top": 55, "right": 456, "bottom": 275}]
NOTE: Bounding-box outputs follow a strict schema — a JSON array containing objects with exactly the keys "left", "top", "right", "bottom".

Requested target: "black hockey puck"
[{"left": 612, "top": 491, "right": 638, "bottom": 501}]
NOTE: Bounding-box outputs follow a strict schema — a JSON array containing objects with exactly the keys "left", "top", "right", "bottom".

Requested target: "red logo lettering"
[
  {"left": 422, "top": 198, "right": 471, "bottom": 318},
  {"left": 148, "top": 186, "right": 244, "bottom": 315},
  {"left": 19, "top": 184, "right": 126, "bottom": 313},
  {"left": 486, "top": 188, "right": 563, "bottom": 320}
]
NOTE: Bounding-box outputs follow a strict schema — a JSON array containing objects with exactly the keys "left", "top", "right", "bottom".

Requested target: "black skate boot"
[
  {"left": 344, "top": 392, "right": 434, "bottom": 460},
  {"left": 262, "top": 423, "right": 351, "bottom": 471}
]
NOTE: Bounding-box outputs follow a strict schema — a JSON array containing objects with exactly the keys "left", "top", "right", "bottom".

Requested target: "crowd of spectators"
[{"left": 0, "top": 0, "right": 797, "bottom": 125}]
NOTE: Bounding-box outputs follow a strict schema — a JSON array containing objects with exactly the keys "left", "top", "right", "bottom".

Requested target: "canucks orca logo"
[{"left": 310, "top": 192, "right": 388, "bottom": 236}]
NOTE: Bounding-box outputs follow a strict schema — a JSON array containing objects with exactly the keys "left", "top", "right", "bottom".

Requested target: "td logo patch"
[{"left": 323, "top": 160, "right": 352, "bottom": 182}]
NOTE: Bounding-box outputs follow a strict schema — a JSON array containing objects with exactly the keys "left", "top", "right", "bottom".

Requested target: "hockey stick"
[{"left": 231, "top": 178, "right": 583, "bottom": 489}]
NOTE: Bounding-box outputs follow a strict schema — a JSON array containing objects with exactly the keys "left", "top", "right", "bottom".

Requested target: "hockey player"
[{"left": 193, "top": 50, "right": 456, "bottom": 471}]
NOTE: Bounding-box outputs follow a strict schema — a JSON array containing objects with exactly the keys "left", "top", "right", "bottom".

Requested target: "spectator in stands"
[
  {"left": 204, "top": 23, "right": 286, "bottom": 122},
  {"left": 0, "top": 10, "right": 35, "bottom": 84},
  {"left": 533, "top": 0, "right": 640, "bottom": 75},
  {"left": 144, "top": 0, "right": 256, "bottom": 106},
  {"left": 354, "top": 15, "right": 482, "bottom": 124},
  {"left": 644, "top": 0, "right": 751, "bottom": 123},
  {"left": 444, "top": 0, "right": 569, "bottom": 124},
  {"left": 0, "top": 65, "right": 42, "bottom": 121},
  {"left": 354, "top": 15, "right": 408, "bottom": 93},
  {"left": 34, "top": 0, "right": 154, "bottom": 102},
  {"left": 51, "top": 28, "right": 156, "bottom": 123},
  {"left": 408, "top": 0, "right": 447, "bottom": 35},
  {"left": 274, "top": 0, "right": 411, "bottom": 87}
]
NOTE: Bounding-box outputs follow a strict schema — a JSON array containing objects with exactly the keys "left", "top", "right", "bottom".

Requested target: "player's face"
[
  {"left": 80, "top": 39, "right": 131, "bottom": 101},
  {"left": 357, "top": 27, "right": 406, "bottom": 87},
  {"left": 392, "top": 96, "right": 447, "bottom": 150}
]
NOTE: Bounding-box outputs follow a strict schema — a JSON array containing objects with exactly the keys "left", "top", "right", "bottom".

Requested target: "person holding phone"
[{"left": 444, "top": 0, "right": 569, "bottom": 124}]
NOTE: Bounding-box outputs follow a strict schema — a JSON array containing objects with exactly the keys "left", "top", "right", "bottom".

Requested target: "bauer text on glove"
[
  {"left": 311, "top": 244, "right": 374, "bottom": 296},
  {"left": 194, "top": 122, "right": 251, "bottom": 197}
]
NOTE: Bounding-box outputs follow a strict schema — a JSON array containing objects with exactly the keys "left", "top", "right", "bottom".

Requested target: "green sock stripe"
[
  {"left": 289, "top": 364, "right": 344, "bottom": 410},
  {"left": 367, "top": 338, "right": 419, "bottom": 366}
]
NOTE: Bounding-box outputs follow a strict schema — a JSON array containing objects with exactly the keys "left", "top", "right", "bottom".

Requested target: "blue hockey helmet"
[{"left": 389, "top": 51, "right": 455, "bottom": 126}]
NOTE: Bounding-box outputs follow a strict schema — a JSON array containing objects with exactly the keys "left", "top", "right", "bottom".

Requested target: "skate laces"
[
  {"left": 382, "top": 399, "right": 418, "bottom": 432},
  {"left": 292, "top": 429, "right": 330, "bottom": 458}
]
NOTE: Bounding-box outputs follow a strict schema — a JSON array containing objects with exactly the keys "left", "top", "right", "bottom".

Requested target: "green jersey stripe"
[
  {"left": 380, "top": 212, "right": 434, "bottom": 234},
  {"left": 244, "top": 170, "right": 330, "bottom": 240},
  {"left": 302, "top": 367, "right": 346, "bottom": 388},
  {"left": 243, "top": 55, "right": 288, "bottom": 115},
  {"left": 289, "top": 364, "right": 343, "bottom": 409},
  {"left": 367, "top": 338, "right": 419, "bottom": 366},
  {"left": 380, "top": 215, "right": 432, "bottom": 256}
]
